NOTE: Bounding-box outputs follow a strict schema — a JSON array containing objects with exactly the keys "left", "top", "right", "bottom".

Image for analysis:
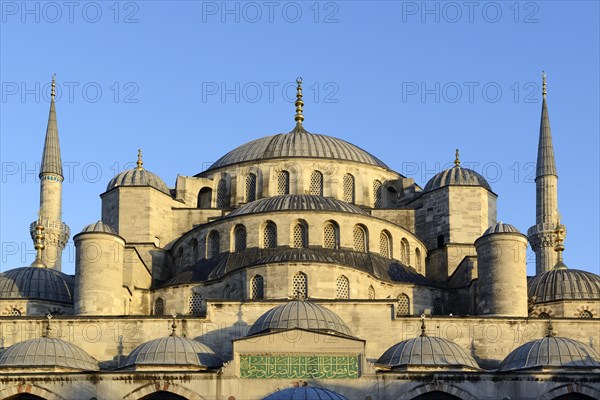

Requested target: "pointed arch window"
[
  {"left": 353, "top": 225, "right": 367, "bottom": 253},
  {"left": 251, "top": 275, "right": 264, "bottom": 300},
  {"left": 336, "top": 276, "right": 350, "bottom": 299},
  {"left": 368, "top": 285, "right": 375, "bottom": 300},
  {"left": 293, "top": 223, "right": 308, "bottom": 248},
  {"left": 415, "top": 248, "right": 422, "bottom": 273},
  {"left": 197, "top": 187, "right": 212, "bottom": 208},
  {"left": 380, "top": 231, "right": 391, "bottom": 258},
  {"left": 323, "top": 222, "right": 339, "bottom": 249},
  {"left": 401, "top": 238, "right": 410, "bottom": 265},
  {"left": 216, "top": 179, "right": 228, "bottom": 208},
  {"left": 373, "top": 180, "right": 382, "bottom": 208},
  {"left": 154, "top": 298, "right": 165, "bottom": 316},
  {"left": 343, "top": 174, "right": 355, "bottom": 204},
  {"left": 310, "top": 171, "right": 323, "bottom": 196},
  {"left": 263, "top": 222, "right": 277, "bottom": 248},
  {"left": 234, "top": 225, "right": 247, "bottom": 252},
  {"left": 277, "top": 170, "right": 290, "bottom": 195},
  {"left": 396, "top": 294, "right": 410, "bottom": 316},
  {"left": 207, "top": 231, "right": 220, "bottom": 259},
  {"left": 292, "top": 272, "right": 308, "bottom": 299},
  {"left": 246, "top": 173, "right": 257, "bottom": 202}
]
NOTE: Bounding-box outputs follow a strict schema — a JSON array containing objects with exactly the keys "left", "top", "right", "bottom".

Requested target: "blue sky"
[{"left": 1, "top": 1, "right": 598, "bottom": 276}]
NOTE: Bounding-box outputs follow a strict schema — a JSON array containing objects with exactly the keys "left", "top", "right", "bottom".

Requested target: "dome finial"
[
  {"left": 420, "top": 314, "right": 427, "bottom": 337},
  {"left": 44, "top": 313, "right": 53, "bottom": 338},
  {"left": 50, "top": 74, "right": 56, "bottom": 101},
  {"left": 542, "top": 71, "right": 547, "bottom": 97},
  {"left": 454, "top": 148, "right": 460, "bottom": 167},
  {"left": 553, "top": 217, "right": 568, "bottom": 270},
  {"left": 136, "top": 149, "right": 144, "bottom": 171},
  {"left": 292, "top": 77, "right": 305, "bottom": 132},
  {"left": 170, "top": 313, "right": 178, "bottom": 336},
  {"left": 31, "top": 211, "right": 47, "bottom": 268}
]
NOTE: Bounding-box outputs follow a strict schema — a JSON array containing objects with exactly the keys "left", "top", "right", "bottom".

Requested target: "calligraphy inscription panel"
[{"left": 239, "top": 354, "right": 360, "bottom": 379}]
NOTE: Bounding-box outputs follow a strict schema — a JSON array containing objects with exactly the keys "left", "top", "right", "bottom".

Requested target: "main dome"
[
  {"left": 0, "top": 267, "right": 73, "bottom": 303},
  {"left": 205, "top": 130, "right": 389, "bottom": 172}
]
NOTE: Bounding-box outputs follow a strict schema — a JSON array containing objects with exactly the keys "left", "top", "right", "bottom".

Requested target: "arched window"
[
  {"left": 191, "top": 238, "right": 199, "bottom": 262},
  {"left": 245, "top": 173, "right": 257, "bottom": 202},
  {"left": 234, "top": 225, "right": 247, "bottom": 252},
  {"left": 207, "top": 231, "right": 220, "bottom": 259},
  {"left": 197, "top": 187, "right": 212, "bottom": 208},
  {"left": 433, "top": 297, "right": 444, "bottom": 315},
  {"left": 396, "top": 294, "right": 410, "bottom": 316},
  {"left": 538, "top": 312, "right": 550, "bottom": 319},
  {"left": 387, "top": 186, "right": 398, "bottom": 207},
  {"left": 216, "top": 179, "right": 228, "bottom": 208},
  {"left": 343, "top": 174, "right": 355, "bottom": 204},
  {"left": 415, "top": 247, "right": 422, "bottom": 273},
  {"left": 353, "top": 225, "right": 367, "bottom": 253},
  {"left": 401, "top": 238, "right": 410, "bottom": 265},
  {"left": 336, "top": 276, "right": 350, "bottom": 299},
  {"left": 380, "top": 231, "right": 391, "bottom": 258},
  {"left": 277, "top": 170, "right": 290, "bottom": 195},
  {"left": 368, "top": 285, "right": 375, "bottom": 300},
  {"left": 292, "top": 223, "right": 308, "bottom": 248},
  {"left": 263, "top": 222, "right": 277, "bottom": 248},
  {"left": 9, "top": 308, "right": 21, "bottom": 317},
  {"left": 154, "top": 298, "right": 165, "bottom": 316},
  {"left": 188, "top": 293, "right": 203, "bottom": 316},
  {"left": 373, "top": 180, "right": 382, "bottom": 208},
  {"left": 292, "top": 272, "right": 308, "bottom": 299},
  {"left": 579, "top": 310, "right": 593, "bottom": 319},
  {"left": 251, "top": 275, "right": 264, "bottom": 300},
  {"left": 323, "top": 222, "right": 339, "bottom": 249},
  {"left": 310, "top": 170, "right": 323, "bottom": 196}
]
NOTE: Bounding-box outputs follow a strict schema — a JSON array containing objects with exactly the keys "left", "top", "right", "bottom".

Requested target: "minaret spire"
[
  {"left": 291, "top": 77, "right": 307, "bottom": 133},
  {"left": 30, "top": 75, "right": 70, "bottom": 271},
  {"left": 528, "top": 72, "right": 563, "bottom": 275}
]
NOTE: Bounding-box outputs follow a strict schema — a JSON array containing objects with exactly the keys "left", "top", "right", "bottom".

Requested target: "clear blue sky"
[{"left": 1, "top": 1, "right": 598, "bottom": 276}]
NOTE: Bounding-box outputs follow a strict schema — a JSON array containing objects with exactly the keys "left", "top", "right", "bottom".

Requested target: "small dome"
[
  {"left": 121, "top": 335, "right": 222, "bottom": 369},
  {"left": 0, "top": 337, "right": 98, "bottom": 371},
  {"left": 80, "top": 220, "right": 116, "bottom": 234},
  {"left": 482, "top": 222, "right": 521, "bottom": 236},
  {"left": 228, "top": 194, "right": 369, "bottom": 218},
  {"left": 424, "top": 166, "right": 491, "bottom": 192},
  {"left": 498, "top": 336, "right": 600, "bottom": 371},
  {"left": 0, "top": 267, "right": 73, "bottom": 303},
  {"left": 376, "top": 335, "right": 479, "bottom": 370},
  {"left": 247, "top": 301, "right": 352, "bottom": 337},
  {"left": 528, "top": 268, "right": 600, "bottom": 303},
  {"left": 263, "top": 386, "right": 348, "bottom": 400},
  {"left": 106, "top": 168, "right": 170, "bottom": 195},
  {"left": 205, "top": 130, "right": 388, "bottom": 172}
]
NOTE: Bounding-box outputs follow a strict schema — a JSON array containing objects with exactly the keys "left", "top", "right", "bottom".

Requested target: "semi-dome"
[
  {"left": 376, "top": 334, "right": 480, "bottom": 370},
  {"left": 0, "top": 267, "right": 73, "bottom": 303},
  {"left": 498, "top": 336, "right": 600, "bottom": 371},
  {"left": 263, "top": 386, "right": 348, "bottom": 400},
  {"left": 204, "top": 130, "right": 389, "bottom": 172},
  {"left": 482, "top": 222, "right": 521, "bottom": 236},
  {"left": 528, "top": 268, "right": 600, "bottom": 303},
  {"left": 247, "top": 300, "right": 352, "bottom": 337},
  {"left": 0, "top": 337, "right": 98, "bottom": 371},
  {"left": 106, "top": 167, "right": 170, "bottom": 195},
  {"left": 424, "top": 159, "right": 491, "bottom": 192},
  {"left": 80, "top": 220, "right": 117, "bottom": 234},
  {"left": 121, "top": 335, "right": 222, "bottom": 369},
  {"left": 228, "top": 194, "right": 369, "bottom": 217}
]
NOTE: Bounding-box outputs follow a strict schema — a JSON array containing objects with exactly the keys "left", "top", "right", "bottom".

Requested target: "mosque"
[{"left": 0, "top": 75, "right": 599, "bottom": 400}]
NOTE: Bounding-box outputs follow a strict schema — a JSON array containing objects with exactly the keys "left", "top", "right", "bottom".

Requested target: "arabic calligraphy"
[{"left": 240, "top": 354, "right": 359, "bottom": 379}]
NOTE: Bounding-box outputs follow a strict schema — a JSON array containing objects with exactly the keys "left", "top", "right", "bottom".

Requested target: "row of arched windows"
[{"left": 197, "top": 173, "right": 391, "bottom": 207}]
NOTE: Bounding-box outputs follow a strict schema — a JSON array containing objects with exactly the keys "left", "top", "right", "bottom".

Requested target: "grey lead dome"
[
  {"left": 498, "top": 336, "right": 600, "bottom": 371},
  {"left": 205, "top": 130, "right": 389, "bottom": 172},
  {"left": 80, "top": 220, "right": 117, "bottom": 234},
  {"left": 247, "top": 301, "right": 352, "bottom": 337},
  {"left": 263, "top": 386, "right": 349, "bottom": 400},
  {"left": 106, "top": 168, "right": 170, "bottom": 195},
  {"left": 528, "top": 268, "right": 600, "bottom": 302},
  {"left": 482, "top": 222, "right": 521, "bottom": 236},
  {"left": 424, "top": 165, "right": 491, "bottom": 192},
  {"left": 0, "top": 337, "right": 98, "bottom": 371},
  {"left": 228, "top": 194, "right": 369, "bottom": 217},
  {"left": 0, "top": 267, "right": 73, "bottom": 303}
]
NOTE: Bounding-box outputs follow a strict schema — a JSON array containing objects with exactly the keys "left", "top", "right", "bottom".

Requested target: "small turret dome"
[
  {"left": 80, "top": 220, "right": 117, "bottom": 234},
  {"left": 424, "top": 150, "right": 491, "bottom": 192},
  {"left": 482, "top": 222, "right": 521, "bottom": 236},
  {"left": 263, "top": 386, "right": 349, "bottom": 400},
  {"left": 247, "top": 300, "right": 352, "bottom": 337},
  {"left": 121, "top": 335, "right": 222, "bottom": 369},
  {"left": 106, "top": 150, "right": 170, "bottom": 195},
  {"left": 376, "top": 335, "right": 480, "bottom": 370},
  {"left": 528, "top": 268, "right": 600, "bottom": 303},
  {"left": 0, "top": 337, "right": 98, "bottom": 371},
  {"left": 498, "top": 336, "right": 600, "bottom": 371},
  {"left": 0, "top": 267, "right": 73, "bottom": 303}
]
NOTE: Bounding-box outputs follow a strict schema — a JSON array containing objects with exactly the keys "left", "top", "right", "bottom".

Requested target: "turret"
[
  {"left": 528, "top": 72, "right": 563, "bottom": 275},
  {"left": 29, "top": 75, "right": 70, "bottom": 271},
  {"left": 475, "top": 223, "right": 528, "bottom": 316}
]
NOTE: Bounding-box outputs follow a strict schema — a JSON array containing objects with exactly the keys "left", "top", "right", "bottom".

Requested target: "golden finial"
[
  {"left": 553, "top": 218, "right": 567, "bottom": 270},
  {"left": 170, "top": 313, "right": 178, "bottom": 336},
  {"left": 136, "top": 149, "right": 144, "bottom": 171},
  {"left": 51, "top": 74, "right": 56, "bottom": 101},
  {"left": 454, "top": 149, "right": 460, "bottom": 167},
  {"left": 31, "top": 211, "right": 46, "bottom": 268},
  {"left": 542, "top": 71, "right": 547, "bottom": 97},
  {"left": 294, "top": 77, "right": 304, "bottom": 127},
  {"left": 420, "top": 314, "right": 427, "bottom": 337}
]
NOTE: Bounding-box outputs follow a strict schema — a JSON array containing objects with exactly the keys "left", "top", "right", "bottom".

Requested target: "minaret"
[
  {"left": 528, "top": 72, "right": 563, "bottom": 275},
  {"left": 30, "top": 75, "right": 70, "bottom": 271}
]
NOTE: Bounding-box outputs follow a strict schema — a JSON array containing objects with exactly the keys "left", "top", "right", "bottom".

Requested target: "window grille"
[
  {"left": 323, "top": 223, "right": 338, "bottom": 249},
  {"left": 336, "top": 276, "right": 350, "bottom": 299},
  {"left": 9, "top": 308, "right": 21, "bottom": 317},
  {"left": 343, "top": 174, "right": 355, "bottom": 203},
  {"left": 396, "top": 294, "right": 410, "bottom": 316},
  {"left": 293, "top": 224, "right": 308, "bottom": 248},
  {"left": 277, "top": 171, "right": 290, "bottom": 195},
  {"left": 251, "top": 275, "right": 264, "bottom": 299},
  {"left": 234, "top": 225, "right": 247, "bottom": 251},
  {"left": 538, "top": 312, "right": 550, "bottom": 319},
  {"left": 189, "top": 293, "right": 203, "bottom": 316},
  {"left": 292, "top": 273, "right": 307, "bottom": 299},
  {"left": 380, "top": 231, "right": 391, "bottom": 258},
  {"left": 579, "top": 310, "right": 593, "bottom": 319},
  {"left": 353, "top": 226, "right": 366, "bottom": 252},
  {"left": 207, "top": 231, "right": 220, "bottom": 259},
  {"left": 263, "top": 223, "right": 277, "bottom": 248},
  {"left": 216, "top": 179, "right": 228, "bottom": 208},
  {"left": 401, "top": 238, "right": 410, "bottom": 264},
  {"left": 154, "top": 298, "right": 165, "bottom": 316},
  {"left": 245, "top": 173, "right": 257, "bottom": 202},
  {"left": 373, "top": 180, "right": 382, "bottom": 207},
  {"left": 310, "top": 171, "right": 323, "bottom": 196}
]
